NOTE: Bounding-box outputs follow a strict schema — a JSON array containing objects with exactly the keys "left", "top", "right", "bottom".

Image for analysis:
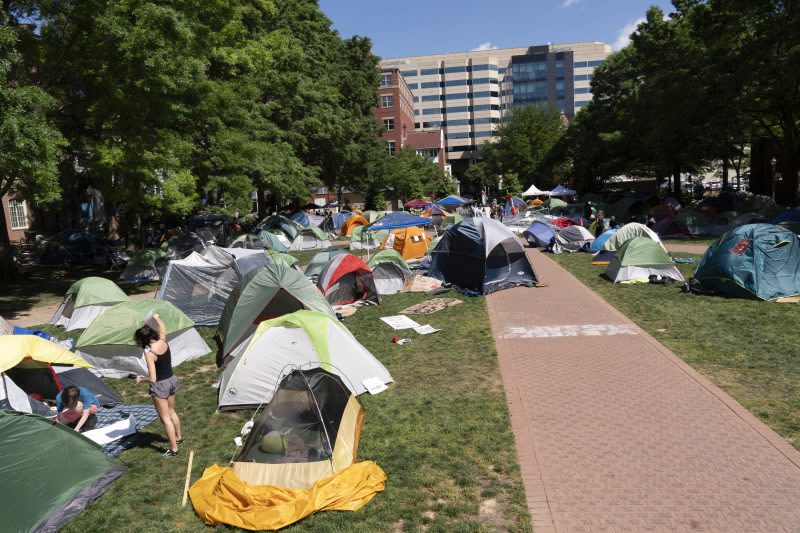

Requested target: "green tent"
[
  {"left": 265, "top": 249, "right": 300, "bottom": 270},
  {"left": 215, "top": 263, "right": 334, "bottom": 363},
  {"left": 349, "top": 226, "right": 390, "bottom": 250},
  {"left": 543, "top": 198, "right": 567, "bottom": 209},
  {"left": 289, "top": 226, "right": 331, "bottom": 251},
  {"left": 442, "top": 213, "right": 464, "bottom": 226},
  {"left": 50, "top": 277, "right": 129, "bottom": 330},
  {"left": 602, "top": 222, "right": 665, "bottom": 252},
  {"left": 119, "top": 248, "right": 167, "bottom": 283},
  {"left": 367, "top": 250, "right": 412, "bottom": 295},
  {"left": 75, "top": 300, "right": 210, "bottom": 377},
  {"left": 255, "top": 230, "right": 290, "bottom": 252},
  {"left": 676, "top": 209, "right": 711, "bottom": 228},
  {"left": 427, "top": 235, "right": 442, "bottom": 253},
  {"left": 304, "top": 249, "right": 347, "bottom": 279},
  {"left": 695, "top": 224, "right": 800, "bottom": 300},
  {"left": 367, "top": 249, "right": 411, "bottom": 271},
  {"left": 0, "top": 410, "right": 125, "bottom": 532},
  {"left": 605, "top": 236, "right": 684, "bottom": 283},
  {"left": 360, "top": 210, "right": 385, "bottom": 223}
]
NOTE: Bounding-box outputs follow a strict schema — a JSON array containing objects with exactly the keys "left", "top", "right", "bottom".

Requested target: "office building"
[{"left": 380, "top": 41, "right": 610, "bottom": 175}]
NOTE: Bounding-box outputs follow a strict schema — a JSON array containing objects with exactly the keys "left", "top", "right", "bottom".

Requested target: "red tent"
[
  {"left": 404, "top": 199, "right": 427, "bottom": 208},
  {"left": 552, "top": 217, "right": 575, "bottom": 228},
  {"left": 317, "top": 254, "right": 380, "bottom": 306}
]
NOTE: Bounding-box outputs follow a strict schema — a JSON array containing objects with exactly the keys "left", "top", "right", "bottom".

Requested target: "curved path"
[
  {"left": 8, "top": 290, "right": 157, "bottom": 329},
  {"left": 488, "top": 248, "right": 800, "bottom": 532}
]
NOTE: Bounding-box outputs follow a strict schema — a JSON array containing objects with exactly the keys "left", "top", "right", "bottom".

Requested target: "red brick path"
[{"left": 488, "top": 249, "right": 800, "bottom": 532}]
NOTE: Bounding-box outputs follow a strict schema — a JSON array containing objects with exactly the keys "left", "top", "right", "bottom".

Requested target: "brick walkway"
[{"left": 488, "top": 249, "right": 800, "bottom": 532}]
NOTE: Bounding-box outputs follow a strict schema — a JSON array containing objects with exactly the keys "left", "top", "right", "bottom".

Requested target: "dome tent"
[
  {"left": 367, "top": 250, "right": 411, "bottom": 295},
  {"left": 289, "top": 226, "right": 331, "bottom": 251},
  {"left": 552, "top": 225, "right": 595, "bottom": 254},
  {"left": 214, "top": 263, "right": 333, "bottom": 364},
  {"left": 341, "top": 215, "right": 368, "bottom": 237},
  {"left": 0, "top": 410, "right": 126, "bottom": 533},
  {"left": 694, "top": 224, "right": 800, "bottom": 300},
  {"left": 590, "top": 229, "right": 619, "bottom": 252},
  {"left": 653, "top": 218, "right": 692, "bottom": 239},
  {"left": 522, "top": 221, "right": 556, "bottom": 248},
  {"left": 602, "top": 222, "right": 665, "bottom": 252},
  {"left": 304, "top": 249, "right": 348, "bottom": 280},
  {"left": 190, "top": 368, "right": 386, "bottom": 531},
  {"left": 381, "top": 226, "right": 430, "bottom": 260},
  {"left": 164, "top": 232, "right": 206, "bottom": 260},
  {"left": 256, "top": 215, "right": 303, "bottom": 240},
  {"left": 349, "top": 226, "right": 389, "bottom": 250},
  {"left": 318, "top": 254, "right": 380, "bottom": 306},
  {"left": 290, "top": 211, "right": 310, "bottom": 227},
  {"left": 265, "top": 249, "right": 302, "bottom": 271},
  {"left": 118, "top": 248, "right": 168, "bottom": 283},
  {"left": 50, "top": 277, "right": 129, "bottom": 331},
  {"left": 75, "top": 301, "right": 210, "bottom": 377},
  {"left": 218, "top": 311, "right": 392, "bottom": 410},
  {"left": 156, "top": 246, "right": 270, "bottom": 326},
  {"left": 229, "top": 233, "right": 267, "bottom": 250},
  {"left": 429, "top": 217, "right": 538, "bottom": 294},
  {"left": 604, "top": 237, "right": 685, "bottom": 283}
]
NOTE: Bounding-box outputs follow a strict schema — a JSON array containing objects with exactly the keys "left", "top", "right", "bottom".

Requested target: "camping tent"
[
  {"left": 50, "top": 277, "right": 129, "bottom": 331},
  {"left": 37, "top": 230, "right": 109, "bottom": 267},
  {"left": 75, "top": 301, "right": 210, "bottom": 377},
  {"left": 256, "top": 215, "right": 303, "bottom": 240},
  {"left": 772, "top": 208, "right": 800, "bottom": 225},
  {"left": 318, "top": 254, "right": 380, "bottom": 306},
  {"left": 53, "top": 366, "right": 122, "bottom": 407},
  {"left": 290, "top": 212, "right": 310, "bottom": 227},
  {"left": 522, "top": 221, "right": 556, "bottom": 248},
  {"left": 429, "top": 217, "right": 538, "bottom": 294},
  {"left": 289, "top": 226, "right": 331, "bottom": 251},
  {"left": 190, "top": 368, "right": 386, "bottom": 531},
  {"left": 610, "top": 197, "right": 650, "bottom": 221},
  {"left": 404, "top": 199, "right": 427, "bottom": 208},
  {"left": 367, "top": 250, "right": 411, "bottom": 295},
  {"left": 653, "top": 218, "right": 692, "bottom": 239},
  {"left": 676, "top": 209, "right": 712, "bottom": 235},
  {"left": 367, "top": 211, "right": 431, "bottom": 231},
  {"left": 381, "top": 226, "right": 430, "bottom": 260},
  {"left": 164, "top": 232, "right": 206, "bottom": 260},
  {"left": 0, "top": 316, "right": 11, "bottom": 335},
  {"left": 341, "top": 215, "right": 368, "bottom": 237},
  {"left": 427, "top": 235, "right": 442, "bottom": 253},
  {"left": 590, "top": 229, "right": 619, "bottom": 252},
  {"left": 724, "top": 212, "right": 766, "bottom": 232},
  {"left": 521, "top": 184, "right": 550, "bottom": 197},
  {"left": 442, "top": 213, "right": 463, "bottom": 227},
  {"left": 349, "top": 226, "right": 389, "bottom": 250},
  {"left": 694, "top": 224, "right": 800, "bottom": 300},
  {"left": 265, "top": 249, "right": 302, "bottom": 270},
  {"left": 422, "top": 206, "right": 449, "bottom": 227},
  {"left": 118, "top": 248, "right": 168, "bottom": 283},
  {"left": 157, "top": 246, "right": 270, "bottom": 326},
  {"left": 215, "top": 264, "right": 334, "bottom": 364},
  {"left": 0, "top": 410, "right": 126, "bottom": 533},
  {"left": 548, "top": 185, "right": 576, "bottom": 197},
  {"left": 229, "top": 234, "right": 267, "bottom": 250},
  {"left": 604, "top": 237, "right": 685, "bottom": 283},
  {"left": 543, "top": 198, "right": 567, "bottom": 209},
  {"left": 602, "top": 223, "right": 665, "bottom": 251},
  {"left": 435, "top": 195, "right": 469, "bottom": 208},
  {"left": 552, "top": 225, "right": 595, "bottom": 254},
  {"left": 331, "top": 211, "right": 352, "bottom": 230},
  {"left": 0, "top": 336, "right": 91, "bottom": 414},
  {"left": 304, "top": 249, "right": 347, "bottom": 280},
  {"left": 253, "top": 230, "right": 291, "bottom": 252},
  {"left": 218, "top": 312, "right": 392, "bottom": 409}
]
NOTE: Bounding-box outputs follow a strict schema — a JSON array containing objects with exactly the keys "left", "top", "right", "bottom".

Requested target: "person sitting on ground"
[
  {"left": 134, "top": 313, "right": 183, "bottom": 457},
  {"left": 56, "top": 385, "right": 101, "bottom": 432}
]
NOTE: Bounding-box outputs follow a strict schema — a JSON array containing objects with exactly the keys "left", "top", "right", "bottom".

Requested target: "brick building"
[{"left": 2, "top": 194, "right": 34, "bottom": 243}]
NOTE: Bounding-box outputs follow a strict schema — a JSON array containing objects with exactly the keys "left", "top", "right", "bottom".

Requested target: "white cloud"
[
  {"left": 562, "top": 0, "right": 580, "bottom": 7},
  {"left": 471, "top": 41, "right": 498, "bottom": 51},
  {"left": 612, "top": 17, "right": 645, "bottom": 51}
]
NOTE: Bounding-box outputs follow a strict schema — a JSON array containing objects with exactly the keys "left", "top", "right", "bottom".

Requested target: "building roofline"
[{"left": 379, "top": 41, "right": 610, "bottom": 62}]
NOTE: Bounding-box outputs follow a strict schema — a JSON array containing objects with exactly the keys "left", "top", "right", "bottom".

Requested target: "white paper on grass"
[
  {"left": 380, "top": 315, "right": 422, "bottom": 330},
  {"left": 413, "top": 324, "right": 440, "bottom": 335},
  {"left": 362, "top": 377, "right": 388, "bottom": 395},
  {"left": 83, "top": 414, "right": 137, "bottom": 445}
]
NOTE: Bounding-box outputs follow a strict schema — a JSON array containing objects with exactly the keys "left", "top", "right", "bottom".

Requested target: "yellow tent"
[
  {"left": 0, "top": 335, "right": 91, "bottom": 372},
  {"left": 382, "top": 226, "right": 430, "bottom": 260}
]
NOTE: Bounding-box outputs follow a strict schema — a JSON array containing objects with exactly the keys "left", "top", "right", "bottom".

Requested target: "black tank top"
[{"left": 153, "top": 347, "right": 174, "bottom": 381}]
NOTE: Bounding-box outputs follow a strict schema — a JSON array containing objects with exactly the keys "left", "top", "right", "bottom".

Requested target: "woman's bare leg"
[
  {"left": 167, "top": 394, "right": 181, "bottom": 442},
  {"left": 153, "top": 396, "right": 177, "bottom": 451}
]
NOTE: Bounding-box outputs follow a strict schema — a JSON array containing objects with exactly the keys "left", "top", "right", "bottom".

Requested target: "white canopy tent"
[{"left": 521, "top": 184, "right": 551, "bottom": 197}]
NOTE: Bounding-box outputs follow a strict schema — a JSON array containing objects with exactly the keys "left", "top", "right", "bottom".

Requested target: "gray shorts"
[{"left": 149, "top": 375, "right": 179, "bottom": 399}]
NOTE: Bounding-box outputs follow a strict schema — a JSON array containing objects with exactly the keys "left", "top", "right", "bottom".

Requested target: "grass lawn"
[
  {"left": 661, "top": 237, "right": 716, "bottom": 247},
  {"left": 549, "top": 252, "right": 800, "bottom": 450},
  {"left": 38, "top": 290, "right": 529, "bottom": 532}
]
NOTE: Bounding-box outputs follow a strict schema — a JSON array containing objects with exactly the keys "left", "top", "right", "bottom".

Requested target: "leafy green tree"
[
  {"left": 0, "top": 22, "right": 65, "bottom": 277},
  {"left": 463, "top": 161, "right": 498, "bottom": 190}
]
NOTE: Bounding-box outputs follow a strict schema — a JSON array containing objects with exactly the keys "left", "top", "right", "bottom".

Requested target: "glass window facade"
[
  {"left": 421, "top": 81, "right": 441, "bottom": 89},
  {"left": 421, "top": 67, "right": 442, "bottom": 75},
  {"left": 422, "top": 94, "right": 441, "bottom": 102},
  {"left": 444, "top": 65, "right": 466, "bottom": 73},
  {"left": 574, "top": 74, "right": 593, "bottom": 81},
  {"left": 445, "top": 92, "right": 469, "bottom": 100},
  {"left": 401, "top": 70, "right": 417, "bottom": 77},
  {"left": 444, "top": 79, "right": 468, "bottom": 87},
  {"left": 575, "top": 87, "right": 592, "bottom": 94}
]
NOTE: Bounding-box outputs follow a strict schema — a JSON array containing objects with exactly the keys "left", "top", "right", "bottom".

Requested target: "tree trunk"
[
  {"left": 721, "top": 156, "right": 729, "bottom": 190},
  {"left": 672, "top": 162, "right": 682, "bottom": 199},
  {"left": 0, "top": 202, "right": 22, "bottom": 280}
]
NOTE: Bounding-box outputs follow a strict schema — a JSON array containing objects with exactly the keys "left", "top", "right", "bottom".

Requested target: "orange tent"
[
  {"left": 531, "top": 199, "right": 544, "bottom": 206},
  {"left": 382, "top": 226, "right": 430, "bottom": 260},
  {"left": 341, "top": 215, "right": 368, "bottom": 237}
]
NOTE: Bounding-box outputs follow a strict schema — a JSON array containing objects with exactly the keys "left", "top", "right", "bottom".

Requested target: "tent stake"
[{"left": 181, "top": 450, "right": 194, "bottom": 508}]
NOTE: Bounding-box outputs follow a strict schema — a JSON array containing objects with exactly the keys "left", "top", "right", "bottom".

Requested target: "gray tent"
[{"left": 552, "top": 225, "right": 595, "bottom": 254}]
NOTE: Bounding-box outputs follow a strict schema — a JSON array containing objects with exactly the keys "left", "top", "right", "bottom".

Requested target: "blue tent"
[
  {"left": 522, "top": 221, "right": 556, "bottom": 248},
  {"left": 772, "top": 208, "right": 800, "bottom": 225},
  {"left": 290, "top": 212, "right": 310, "bottom": 226},
  {"left": 365, "top": 211, "right": 432, "bottom": 231},
  {"left": 549, "top": 185, "right": 576, "bottom": 197},
  {"left": 333, "top": 211, "right": 352, "bottom": 229},
  {"left": 590, "top": 229, "right": 619, "bottom": 252},
  {"left": 435, "top": 195, "right": 470, "bottom": 207}
]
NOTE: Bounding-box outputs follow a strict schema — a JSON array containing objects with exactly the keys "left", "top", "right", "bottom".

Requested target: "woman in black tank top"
[{"left": 134, "top": 313, "right": 183, "bottom": 456}]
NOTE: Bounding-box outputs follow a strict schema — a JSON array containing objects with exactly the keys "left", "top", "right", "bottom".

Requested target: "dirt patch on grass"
[
  {"left": 479, "top": 497, "right": 510, "bottom": 531},
  {"left": 392, "top": 519, "right": 405, "bottom": 532}
]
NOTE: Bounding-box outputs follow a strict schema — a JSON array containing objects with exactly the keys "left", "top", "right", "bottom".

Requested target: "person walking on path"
[{"left": 134, "top": 313, "right": 183, "bottom": 456}]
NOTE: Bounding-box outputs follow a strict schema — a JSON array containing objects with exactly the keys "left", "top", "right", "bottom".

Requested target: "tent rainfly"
[
  {"left": 604, "top": 236, "right": 684, "bottom": 283},
  {"left": 552, "top": 225, "right": 595, "bottom": 254},
  {"left": 381, "top": 226, "right": 430, "bottom": 261},
  {"left": 50, "top": 277, "right": 129, "bottom": 331},
  {"left": 523, "top": 221, "right": 556, "bottom": 248},
  {"left": 318, "top": 254, "right": 380, "bottom": 306},
  {"left": 289, "top": 226, "right": 331, "bottom": 251},
  {"left": 602, "top": 222, "right": 665, "bottom": 252},
  {"left": 75, "top": 301, "right": 210, "bottom": 377},
  {"left": 304, "top": 249, "right": 348, "bottom": 280},
  {"left": 367, "top": 250, "right": 411, "bottom": 295},
  {"left": 118, "top": 248, "right": 168, "bottom": 284}
]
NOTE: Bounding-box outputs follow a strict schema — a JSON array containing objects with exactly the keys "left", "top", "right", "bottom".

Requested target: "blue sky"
[{"left": 318, "top": 0, "right": 675, "bottom": 59}]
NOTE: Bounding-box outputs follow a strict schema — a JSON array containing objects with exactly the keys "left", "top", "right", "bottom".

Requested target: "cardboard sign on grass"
[
  {"left": 380, "top": 315, "right": 422, "bottom": 330},
  {"left": 401, "top": 297, "right": 463, "bottom": 315}
]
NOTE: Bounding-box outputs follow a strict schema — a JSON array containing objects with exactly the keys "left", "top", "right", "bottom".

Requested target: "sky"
[{"left": 318, "top": 0, "right": 675, "bottom": 59}]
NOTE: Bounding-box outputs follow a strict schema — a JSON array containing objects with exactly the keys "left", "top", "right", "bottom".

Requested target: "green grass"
[
  {"left": 549, "top": 252, "right": 800, "bottom": 450},
  {"left": 661, "top": 237, "right": 716, "bottom": 247},
  {"left": 47, "top": 292, "right": 529, "bottom": 532}
]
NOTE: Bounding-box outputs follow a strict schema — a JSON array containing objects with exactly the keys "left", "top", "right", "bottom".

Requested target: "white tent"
[
  {"left": 521, "top": 184, "right": 551, "bottom": 197},
  {"left": 0, "top": 316, "right": 12, "bottom": 335},
  {"left": 552, "top": 225, "right": 595, "bottom": 254},
  {"left": 218, "top": 310, "right": 393, "bottom": 410},
  {"left": 49, "top": 277, "right": 129, "bottom": 331},
  {"left": 156, "top": 246, "right": 269, "bottom": 326}
]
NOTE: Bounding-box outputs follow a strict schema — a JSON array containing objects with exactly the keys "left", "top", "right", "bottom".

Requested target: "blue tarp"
[
  {"left": 435, "top": 195, "right": 470, "bottom": 207},
  {"left": 590, "top": 229, "right": 619, "bottom": 252},
  {"left": 365, "top": 211, "right": 432, "bottom": 231},
  {"left": 522, "top": 221, "right": 556, "bottom": 248},
  {"left": 549, "top": 185, "right": 577, "bottom": 197}
]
